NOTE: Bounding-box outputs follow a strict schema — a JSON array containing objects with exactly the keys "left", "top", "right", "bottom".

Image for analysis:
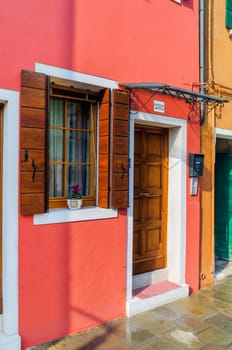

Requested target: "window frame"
[
  {"left": 20, "top": 64, "right": 129, "bottom": 220},
  {"left": 49, "top": 86, "right": 98, "bottom": 209}
]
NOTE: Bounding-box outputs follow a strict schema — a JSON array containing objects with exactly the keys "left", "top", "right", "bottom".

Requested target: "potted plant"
[{"left": 67, "top": 184, "right": 83, "bottom": 210}]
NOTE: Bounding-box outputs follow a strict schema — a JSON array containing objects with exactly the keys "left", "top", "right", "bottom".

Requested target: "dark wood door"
[{"left": 133, "top": 126, "right": 168, "bottom": 275}]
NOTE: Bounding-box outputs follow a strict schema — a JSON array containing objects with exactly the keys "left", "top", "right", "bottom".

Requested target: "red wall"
[
  {"left": 1, "top": 0, "right": 198, "bottom": 90},
  {"left": 186, "top": 121, "right": 201, "bottom": 293},
  {"left": 1, "top": 0, "right": 199, "bottom": 348},
  {"left": 19, "top": 211, "right": 127, "bottom": 348}
]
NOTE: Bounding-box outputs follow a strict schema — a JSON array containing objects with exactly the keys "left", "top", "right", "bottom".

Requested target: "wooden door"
[{"left": 133, "top": 126, "right": 168, "bottom": 275}]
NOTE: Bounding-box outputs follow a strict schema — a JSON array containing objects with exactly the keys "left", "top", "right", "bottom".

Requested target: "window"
[
  {"left": 20, "top": 70, "right": 129, "bottom": 215},
  {"left": 49, "top": 88, "right": 97, "bottom": 208}
]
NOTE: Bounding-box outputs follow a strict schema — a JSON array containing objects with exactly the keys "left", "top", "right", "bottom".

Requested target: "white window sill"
[{"left": 33, "top": 207, "right": 118, "bottom": 225}]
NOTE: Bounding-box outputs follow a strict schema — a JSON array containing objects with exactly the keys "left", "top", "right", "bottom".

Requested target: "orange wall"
[
  {"left": 0, "top": 0, "right": 199, "bottom": 348},
  {"left": 200, "top": 0, "right": 232, "bottom": 288}
]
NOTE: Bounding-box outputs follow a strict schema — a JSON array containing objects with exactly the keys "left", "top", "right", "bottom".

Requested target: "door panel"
[{"left": 133, "top": 126, "right": 168, "bottom": 275}]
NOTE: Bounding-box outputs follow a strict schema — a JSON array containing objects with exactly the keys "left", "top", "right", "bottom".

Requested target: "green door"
[{"left": 215, "top": 153, "right": 232, "bottom": 260}]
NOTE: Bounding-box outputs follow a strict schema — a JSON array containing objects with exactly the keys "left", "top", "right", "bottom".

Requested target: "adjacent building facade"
[
  {"left": 0, "top": 1, "right": 208, "bottom": 349},
  {"left": 200, "top": 0, "right": 232, "bottom": 288}
]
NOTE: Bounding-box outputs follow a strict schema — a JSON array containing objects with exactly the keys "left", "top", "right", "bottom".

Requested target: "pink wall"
[
  {"left": 19, "top": 211, "right": 127, "bottom": 349},
  {"left": 1, "top": 0, "right": 199, "bottom": 348},
  {"left": 1, "top": 0, "right": 198, "bottom": 90}
]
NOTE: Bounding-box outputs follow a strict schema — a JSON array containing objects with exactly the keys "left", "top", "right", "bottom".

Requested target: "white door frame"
[{"left": 126, "top": 111, "right": 187, "bottom": 308}]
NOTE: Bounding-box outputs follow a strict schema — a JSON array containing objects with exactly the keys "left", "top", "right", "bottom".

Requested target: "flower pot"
[{"left": 67, "top": 199, "right": 83, "bottom": 210}]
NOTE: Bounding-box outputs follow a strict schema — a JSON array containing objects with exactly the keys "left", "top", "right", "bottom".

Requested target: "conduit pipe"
[{"left": 200, "top": 0, "right": 206, "bottom": 125}]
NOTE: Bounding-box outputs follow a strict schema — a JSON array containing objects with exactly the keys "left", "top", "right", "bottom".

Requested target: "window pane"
[
  {"left": 66, "top": 165, "right": 90, "bottom": 196},
  {"left": 49, "top": 129, "right": 63, "bottom": 162},
  {"left": 50, "top": 98, "right": 64, "bottom": 127},
  {"left": 67, "top": 101, "right": 91, "bottom": 129},
  {"left": 49, "top": 164, "right": 64, "bottom": 197},
  {"left": 49, "top": 92, "right": 96, "bottom": 206},
  {"left": 66, "top": 130, "right": 90, "bottom": 163}
]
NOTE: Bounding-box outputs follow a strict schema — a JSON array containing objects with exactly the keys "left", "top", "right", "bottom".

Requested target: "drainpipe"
[{"left": 200, "top": 0, "right": 206, "bottom": 125}]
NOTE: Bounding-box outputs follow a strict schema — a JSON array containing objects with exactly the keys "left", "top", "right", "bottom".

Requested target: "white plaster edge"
[
  {"left": 0, "top": 334, "right": 21, "bottom": 350},
  {"left": 215, "top": 127, "right": 232, "bottom": 139},
  {"left": 0, "top": 89, "right": 20, "bottom": 348},
  {"left": 34, "top": 207, "right": 118, "bottom": 225},
  {"left": 126, "top": 284, "right": 189, "bottom": 317},
  {"left": 35, "top": 63, "right": 118, "bottom": 89},
  {"left": 132, "top": 269, "right": 169, "bottom": 289}
]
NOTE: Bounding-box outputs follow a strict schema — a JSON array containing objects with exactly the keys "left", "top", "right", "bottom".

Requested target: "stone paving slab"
[{"left": 28, "top": 276, "right": 232, "bottom": 350}]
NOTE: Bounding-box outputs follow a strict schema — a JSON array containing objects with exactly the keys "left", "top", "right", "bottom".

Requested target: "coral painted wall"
[
  {"left": 19, "top": 211, "right": 127, "bottom": 348},
  {"left": 0, "top": 0, "right": 199, "bottom": 348},
  {"left": 1, "top": 0, "right": 198, "bottom": 90}
]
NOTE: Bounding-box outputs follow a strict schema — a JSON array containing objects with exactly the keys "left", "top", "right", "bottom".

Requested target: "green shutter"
[{"left": 226, "top": 0, "right": 232, "bottom": 28}]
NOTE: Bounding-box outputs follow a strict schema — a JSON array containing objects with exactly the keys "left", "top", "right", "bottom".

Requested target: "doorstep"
[{"left": 126, "top": 280, "right": 189, "bottom": 317}]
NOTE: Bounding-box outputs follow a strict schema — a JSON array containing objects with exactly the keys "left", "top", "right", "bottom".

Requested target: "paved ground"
[{"left": 29, "top": 269, "right": 232, "bottom": 350}]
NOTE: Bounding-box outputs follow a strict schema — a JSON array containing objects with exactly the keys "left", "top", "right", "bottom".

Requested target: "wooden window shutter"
[
  {"left": 20, "top": 70, "right": 48, "bottom": 215},
  {"left": 98, "top": 89, "right": 129, "bottom": 209}
]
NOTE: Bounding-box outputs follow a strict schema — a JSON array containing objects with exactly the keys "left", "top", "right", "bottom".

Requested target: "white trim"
[
  {"left": 132, "top": 269, "right": 169, "bottom": 289},
  {"left": 126, "top": 111, "right": 187, "bottom": 315},
  {"left": 0, "top": 90, "right": 21, "bottom": 349},
  {"left": 35, "top": 63, "right": 118, "bottom": 89},
  {"left": 215, "top": 127, "right": 232, "bottom": 139},
  {"left": 34, "top": 63, "right": 119, "bottom": 225},
  {"left": 127, "top": 284, "right": 189, "bottom": 317},
  {"left": 34, "top": 207, "right": 118, "bottom": 225}
]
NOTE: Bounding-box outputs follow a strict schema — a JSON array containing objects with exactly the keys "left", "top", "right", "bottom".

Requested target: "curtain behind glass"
[
  {"left": 49, "top": 97, "right": 95, "bottom": 199},
  {"left": 66, "top": 101, "right": 90, "bottom": 196},
  {"left": 49, "top": 98, "right": 64, "bottom": 197}
]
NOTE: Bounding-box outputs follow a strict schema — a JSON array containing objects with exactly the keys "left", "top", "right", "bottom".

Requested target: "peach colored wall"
[
  {"left": 207, "top": 0, "right": 232, "bottom": 130},
  {"left": 0, "top": 0, "right": 199, "bottom": 348}
]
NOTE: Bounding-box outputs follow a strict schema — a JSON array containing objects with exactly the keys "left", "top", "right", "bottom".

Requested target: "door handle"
[{"left": 139, "top": 192, "right": 157, "bottom": 198}]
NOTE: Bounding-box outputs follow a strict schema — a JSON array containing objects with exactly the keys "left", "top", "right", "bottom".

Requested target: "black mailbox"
[{"left": 189, "top": 153, "right": 204, "bottom": 177}]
